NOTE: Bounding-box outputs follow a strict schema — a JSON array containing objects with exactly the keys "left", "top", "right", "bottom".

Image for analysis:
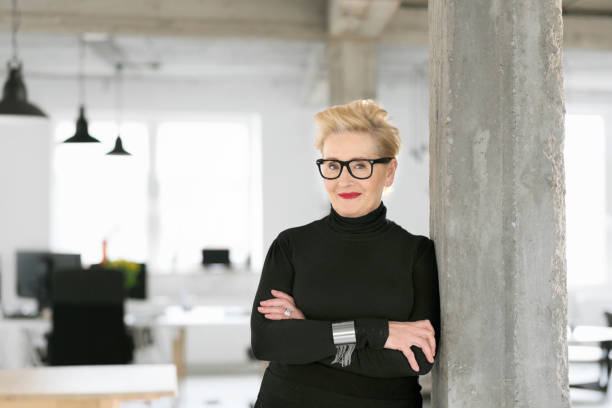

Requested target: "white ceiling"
[
  {"left": 0, "top": 31, "right": 432, "bottom": 81},
  {"left": 0, "top": 0, "right": 608, "bottom": 90}
]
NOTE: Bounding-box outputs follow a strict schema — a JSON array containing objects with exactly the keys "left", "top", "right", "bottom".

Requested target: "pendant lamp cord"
[
  {"left": 10, "top": 0, "right": 21, "bottom": 68},
  {"left": 78, "top": 35, "right": 86, "bottom": 106},
  {"left": 115, "top": 62, "right": 123, "bottom": 132}
]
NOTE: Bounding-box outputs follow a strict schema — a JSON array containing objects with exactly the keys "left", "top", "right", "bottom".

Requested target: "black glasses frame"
[{"left": 315, "top": 157, "right": 393, "bottom": 180}]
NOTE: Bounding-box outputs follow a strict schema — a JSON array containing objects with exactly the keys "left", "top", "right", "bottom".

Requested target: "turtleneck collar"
[{"left": 326, "top": 200, "right": 389, "bottom": 236}]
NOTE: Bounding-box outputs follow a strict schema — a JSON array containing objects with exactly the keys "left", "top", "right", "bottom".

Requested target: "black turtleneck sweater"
[{"left": 250, "top": 201, "right": 441, "bottom": 405}]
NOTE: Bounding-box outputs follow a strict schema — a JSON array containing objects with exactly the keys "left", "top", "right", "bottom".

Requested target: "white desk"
[
  {"left": 0, "top": 364, "right": 177, "bottom": 408},
  {"left": 125, "top": 304, "right": 250, "bottom": 327},
  {"left": 568, "top": 325, "right": 612, "bottom": 343},
  {"left": 125, "top": 305, "right": 251, "bottom": 378}
]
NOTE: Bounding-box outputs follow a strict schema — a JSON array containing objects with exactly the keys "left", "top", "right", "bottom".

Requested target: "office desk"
[
  {"left": 126, "top": 305, "right": 251, "bottom": 378},
  {"left": 0, "top": 364, "right": 177, "bottom": 408},
  {"left": 568, "top": 325, "right": 612, "bottom": 394},
  {"left": 568, "top": 325, "right": 612, "bottom": 343},
  {"left": 0, "top": 305, "right": 251, "bottom": 378}
]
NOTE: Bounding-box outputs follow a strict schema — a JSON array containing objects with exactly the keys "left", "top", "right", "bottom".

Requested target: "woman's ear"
[{"left": 385, "top": 158, "right": 397, "bottom": 186}]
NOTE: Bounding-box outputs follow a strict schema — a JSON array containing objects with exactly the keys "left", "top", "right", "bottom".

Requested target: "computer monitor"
[
  {"left": 129, "top": 263, "right": 147, "bottom": 300},
  {"left": 88, "top": 262, "right": 147, "bottom": 300},
  {"left": 16, "top": 251, "right": 81, "bottom": 312},
  {"left": 202, "top": 249, "right": 230, "bottom": 266},
  {"left": 0, "top": 254, "right": 3, "bottom": 315}
]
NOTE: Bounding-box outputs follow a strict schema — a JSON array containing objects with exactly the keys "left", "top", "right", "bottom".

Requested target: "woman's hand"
[
  {"left": 384, "top": 319, "right": 436, "bottom": 372},
  {"left": 257, "top": 289, "right": 305, "bottom": 320}
]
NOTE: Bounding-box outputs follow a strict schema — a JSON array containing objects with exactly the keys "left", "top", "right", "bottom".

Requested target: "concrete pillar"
[
  {"left": 325, "top": 0, "right": 399, "bottom": 105},
  {"left": 327, "top": 39, "right": 377, "bottom": 105},
  {"left": 428, "top": 0, "right": 569, "bottom": 406}
]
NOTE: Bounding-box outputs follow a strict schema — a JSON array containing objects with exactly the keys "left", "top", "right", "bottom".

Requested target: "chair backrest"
[
  {"left": 605, "top": 311, "right": 612, "bottom": 328},
  {"left": 600, "top": 311, "right": 612, "bottom": 351},
  {"left": 52, "top": 267, "right": 124, "bottom": 305},
  {"left": 47, "top": 267, "right": 133, "bottom": 366}
]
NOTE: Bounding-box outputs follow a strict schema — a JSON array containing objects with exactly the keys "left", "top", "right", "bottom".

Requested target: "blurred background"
[{"left": 0, "top": 0, "right": 610, "bottom": 407}]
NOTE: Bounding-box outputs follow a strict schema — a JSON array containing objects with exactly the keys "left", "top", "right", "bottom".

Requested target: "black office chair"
[
  {"left": 46, "top": 267, "right": 134, "bottom": 366},
  {"left": 602, "top": 311, "right": 612, "bottom": 391},
  {"left": 569, "top": 311, "right": 612, "bottom": 394}
]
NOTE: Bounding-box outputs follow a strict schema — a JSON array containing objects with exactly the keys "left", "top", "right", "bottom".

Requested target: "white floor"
[
  {"left": 119, "top": 364, "right": 611, "bottom": 408},
  {"left": 570, "top": 362, "right": 612, "bottom": 407},
  {"left": 120, "top": 372, "right": 260, "bottom": 408}
]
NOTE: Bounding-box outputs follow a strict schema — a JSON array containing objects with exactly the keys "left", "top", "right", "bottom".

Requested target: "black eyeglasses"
[{"left": 315, "top": 157, "right": 393, "bottom": 180}]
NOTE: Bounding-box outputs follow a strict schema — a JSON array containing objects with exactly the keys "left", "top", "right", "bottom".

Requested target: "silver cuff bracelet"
[{"left": 332, "top": 320, "right": 356, "bottom": 345}]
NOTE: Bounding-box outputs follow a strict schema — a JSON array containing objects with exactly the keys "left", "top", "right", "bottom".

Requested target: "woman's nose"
[
  {"left": 338, "top": 167, "right": 353, "bottom": 184},
  {"left": 338, "top": 166, "right": 354, "bottom": 182}
]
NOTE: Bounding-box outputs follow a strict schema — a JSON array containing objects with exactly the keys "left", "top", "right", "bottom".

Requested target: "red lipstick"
[{"left": 339, "top": 192, "right": 361, "bottom": 199}]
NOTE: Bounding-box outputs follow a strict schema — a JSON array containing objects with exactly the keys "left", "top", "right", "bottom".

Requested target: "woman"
[{"left": 250, "top": 99, "right": 441, "bottom": 408}]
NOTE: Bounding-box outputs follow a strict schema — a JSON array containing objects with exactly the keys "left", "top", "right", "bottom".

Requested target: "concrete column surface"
[
  {"left": 428, "top": 0, "right": 569, "bottom": 407},
  {"left": 327, "top": 39, "right": 378, "bottom": 105}
]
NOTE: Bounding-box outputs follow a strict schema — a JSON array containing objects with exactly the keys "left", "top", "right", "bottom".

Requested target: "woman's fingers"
[
  {"left": 262, "top": 312, "right": 289, "bottom": 320},
  {"left": 413, "top": 325, "right": 436, "bottom": 358},
  {"left": 258, "top": 297, "right": 296, "bottom": 319},
  {"left": 258, "top": 305, "right": 304, "bottom": 320},
  {"left": 400, "top": 336, "right": 434, "bottom": 365},
  {"left": 257, "top": 291, "right": 305, "bottom": 320},
  {"left": 260, "top": 298, "right": 291, "bottom": 308},
  {"left": 388, "top": 321, "right": 437, "bottom": 369},
  {"left": 402, "top": 326, "right": 436, "bottom": 363},
  {"left": 410, "top": 320, "right": 435, "bottom": 336},
  {"left": 407, "top": 322, "right": 436, "bottom": 357},
  {"left": 428, "top": 332, "right": 436, "bottom": 357},
  {"left": 402, "top": 348, "right": 420, "bottom": 372},
  {"left": 259, "top": 299, "right": 293, "bottom": 318},
  {"left": 414, "top": 338, "right": 435, "bottom": 363},
  {"left": 258, "top": 304, "right": 292, "bottom": 319},
  {"left": 257, "top": 305, "right": 287, "bottom": 315},
  {"left": 270, "top": 289, "right": 295, "bottom": 304}
]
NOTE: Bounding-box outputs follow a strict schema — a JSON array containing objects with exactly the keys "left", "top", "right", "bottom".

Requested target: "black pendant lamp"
[
  {"left": 0, "top": 0, "right": 47, "bottom": 118},
  {"left": 107, "top": 135, "right": 130, "bottom": 155},
  {"left": 64, "top": 104, "right": 99, "bottom": 143},
  {"left": 63, "top": 35, "right": 99, "bottom": 143},
  {"left": 107, "top": 62, "right": 131, "bottom": 155}
]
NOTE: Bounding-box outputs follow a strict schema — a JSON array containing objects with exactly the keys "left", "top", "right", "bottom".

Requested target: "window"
[
  {"left": 564, "top": 114, "right": 607, "bottom": 287},
  {"left": 154, "top": 121, "right": 251, "bottom": 272},
  {"left": 52, "top": 116, "right": 257, "bottom": 273},
  {"left": 52, "top": 121, "right": 149, "bottom": 265}
]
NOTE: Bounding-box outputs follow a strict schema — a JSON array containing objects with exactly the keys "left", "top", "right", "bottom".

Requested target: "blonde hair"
[{"left": 313, "top": 99, "right": 401, "bottom": 158}]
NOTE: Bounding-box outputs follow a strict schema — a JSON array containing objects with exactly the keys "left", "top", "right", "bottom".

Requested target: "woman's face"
[{"left": 321, "top": 131, "right": 397, "bottom": 217}]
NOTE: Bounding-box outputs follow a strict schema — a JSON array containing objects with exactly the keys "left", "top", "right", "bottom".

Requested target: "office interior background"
[{"left": 0, "top": 1, "right": 611, "bottom": 407}]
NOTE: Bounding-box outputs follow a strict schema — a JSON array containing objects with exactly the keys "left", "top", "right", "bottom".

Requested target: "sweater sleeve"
[
  {"left": 250, "top": 230, "right": 389, "bottom": 364},
  {"left": 315, "top": 237, "right": 441, "bottom": 377}
]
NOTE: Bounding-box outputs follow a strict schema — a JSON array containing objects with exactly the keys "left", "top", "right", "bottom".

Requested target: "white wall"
[
  {"left": 564, "top": 89, "right": 612, "bottom": 326},
  {"left": 0, "top": 119, "right": 52, "bottom": 312}
]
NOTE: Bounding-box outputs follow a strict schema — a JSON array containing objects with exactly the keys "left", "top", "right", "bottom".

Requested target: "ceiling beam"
[
  {"left": 328, "top": 0, "right": 400, "bottom": 38},
  {"left": 563, "top": 15, "right": 612, "bottom": 50},
  {"left": 0, "top": 1, "right": 609, "bottom": 50},
  {"left": 0, "top": 0, "right": 327, "bottom": 41},
  {"left": 300, "top": 45, "right": 328, "bottom": 106},
  {"left": 378, "top": 7, "right": 612, "bottom": 49}
]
